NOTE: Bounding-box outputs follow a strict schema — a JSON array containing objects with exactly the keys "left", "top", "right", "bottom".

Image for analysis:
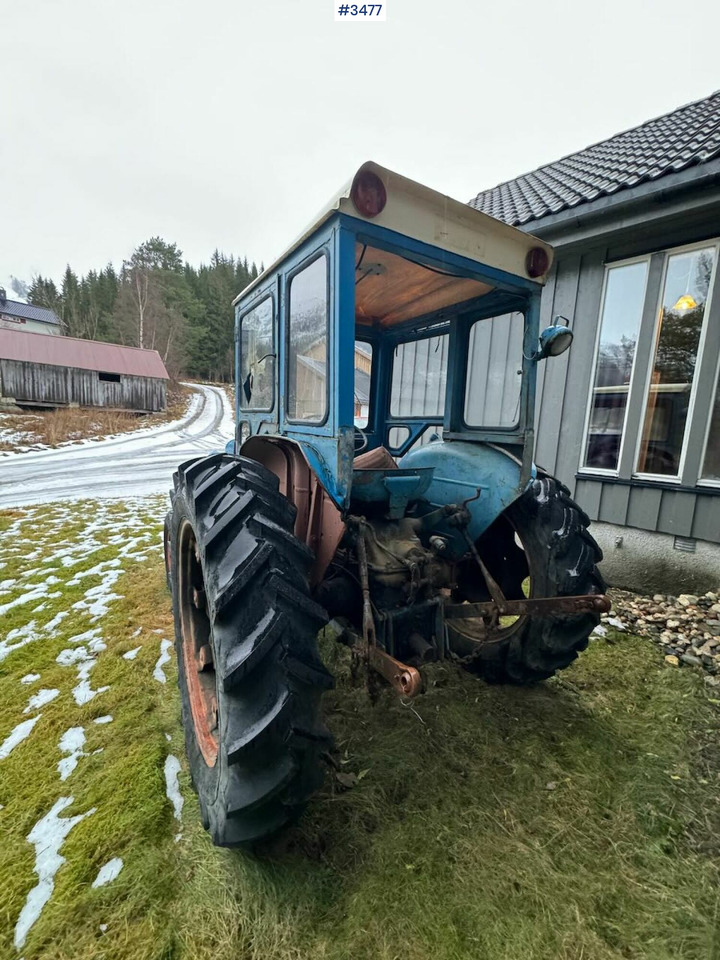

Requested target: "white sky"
[{"left": 2, "top": 0, "right": 719, "bottom": 286}]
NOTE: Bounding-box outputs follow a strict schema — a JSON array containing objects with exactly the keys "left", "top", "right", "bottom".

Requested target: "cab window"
[
  {"left": 239, "top": 296, "right": 274, "bottom": 411},
  {"left": 287, "top": 255, "right": 328, "bottom": 422}
]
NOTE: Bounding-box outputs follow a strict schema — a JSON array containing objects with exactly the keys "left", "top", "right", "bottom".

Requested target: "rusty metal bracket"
[
  {"left": 445, "top": 594, "right": 611, "bottom": 620},
  {"left": 367, "top": 646, "right": 423, "bottom": 698}
]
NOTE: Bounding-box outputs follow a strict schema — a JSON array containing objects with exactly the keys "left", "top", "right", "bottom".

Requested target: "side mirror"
[{"left": 533, "top": 316, "right": 573, "bottom": 361}]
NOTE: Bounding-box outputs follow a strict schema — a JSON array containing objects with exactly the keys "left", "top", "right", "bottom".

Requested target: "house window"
[
  {"left": 636, "top": 247, "right": 716, "bottom": 476},
  {"left": 583, "top": 260, "right": 648, "bottom": 470},
  {"left": 580, "top": 240, "right": 719, "bottom": 488},
  {"left": 287, "top": 255, "right": 328, "bottom": 423},
  {"left": 98, "top": 371, "right": 121, "bottom": 383},
  {"left": 701, "top": 366, "right": 720, "bottom": 482}
]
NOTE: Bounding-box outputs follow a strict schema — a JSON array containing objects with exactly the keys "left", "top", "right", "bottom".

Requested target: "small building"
[
  {"left": 0, "top": 288, "right": 61, "bottom": 336},
  {"left": 468, "top": 89, "right": 720, "bottom": 593},
  {"left": 0, "top": 328, "right": 169, "bottom": 412}
]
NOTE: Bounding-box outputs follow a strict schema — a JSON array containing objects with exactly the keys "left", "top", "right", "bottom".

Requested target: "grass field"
[{"left": 1, "top": 499, "right": 719, "bottom": 960}]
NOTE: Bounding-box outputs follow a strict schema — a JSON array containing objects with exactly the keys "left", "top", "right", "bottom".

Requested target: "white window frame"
[
  {"left": 632, "top": 238, "right": 720, "bottom": 483},
  {"left": 578, "top": 254, "right": 650, "bottom": 478}
]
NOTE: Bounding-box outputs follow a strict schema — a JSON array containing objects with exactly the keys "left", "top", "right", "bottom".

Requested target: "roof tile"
[{"left": 469, "top": 90, "right": 720, "bottom": 226}]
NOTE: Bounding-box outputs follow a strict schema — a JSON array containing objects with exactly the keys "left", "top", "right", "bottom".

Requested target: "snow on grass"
[
  {"left": 91, "top": 857, "right": 123, "bottom": 888},
  {"left": 153, "top": 639, "right": 172, "bottom": 683},
  {"left": 122, "top": 646, "right": 141, "bottom": 660},
  {"left": 0, "top": 715, "right": 42, "bottom": 760},
  {"left": 93, "top": 715, "right": 113, "bottom": 725},
  {"left": 23, "top": 688, "right": 59, "bottom": 713},
  {"left": 20, "top": 673, "right": 41, "bottom": 685},
  {"left": 13, "top": 797, "right": 96, "bottom": 950},
  {"left": 57, "top": 727, "right": 86, "bottom": 781},
  {"left": 164, "top": 754, "right": 183, "bottom": 832}
]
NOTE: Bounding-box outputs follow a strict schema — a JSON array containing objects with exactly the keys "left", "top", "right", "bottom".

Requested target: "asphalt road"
[{"left": 0, "top": 384, "right": 234, "bottom": 509}]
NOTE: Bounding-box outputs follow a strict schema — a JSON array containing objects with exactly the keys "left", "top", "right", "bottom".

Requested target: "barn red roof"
[{"left": 0, "top": 328, "right": 169, "bottom": 379}]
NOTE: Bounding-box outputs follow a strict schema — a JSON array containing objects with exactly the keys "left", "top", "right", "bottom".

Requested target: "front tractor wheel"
[
  {"left": 169, "top": 453, "right": 334, "bottom": 847},
  {"left": 447, "top": 475, "right": 605, "bottom": 683}
]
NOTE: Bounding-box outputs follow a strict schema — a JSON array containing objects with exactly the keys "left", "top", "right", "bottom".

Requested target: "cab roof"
[{"left": 233, "top": 161, "right": 554, "bottom": 308}]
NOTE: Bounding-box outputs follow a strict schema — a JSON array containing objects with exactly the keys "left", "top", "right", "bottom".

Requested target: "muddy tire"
[
  {"left": 448, "top": 475, "right": 605, "bottom": 683},
  {"left": 169, "top": 452, "right": 333, "bottom": 847}
]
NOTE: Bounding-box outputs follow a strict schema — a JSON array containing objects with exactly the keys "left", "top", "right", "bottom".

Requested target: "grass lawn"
[{"left": 0, "top": 498, "right": 719, "bottom": 960}]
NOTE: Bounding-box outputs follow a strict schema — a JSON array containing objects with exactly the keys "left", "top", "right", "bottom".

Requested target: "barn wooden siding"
[{"left": 0, "top": 359, "right": 167, "bottom": 412}]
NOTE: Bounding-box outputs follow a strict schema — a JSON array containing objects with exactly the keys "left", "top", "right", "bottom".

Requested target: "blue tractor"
[{"left": 166, "top": 163, "right": 608, "bottom": 846}]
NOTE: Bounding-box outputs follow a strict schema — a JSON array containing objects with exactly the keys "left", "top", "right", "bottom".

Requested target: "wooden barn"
[{"left": 0, "top": 328, "right": 169, "bottom": 412}]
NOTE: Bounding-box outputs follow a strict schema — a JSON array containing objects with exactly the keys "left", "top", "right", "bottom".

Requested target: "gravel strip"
[{"left": 597, "top": 589, "right": 720, "bottom": 686}]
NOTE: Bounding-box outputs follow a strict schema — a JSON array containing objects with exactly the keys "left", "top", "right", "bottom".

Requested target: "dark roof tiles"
[
  {"left": 0, "top": 297, "right": 60, "bottom": 326},
  {"left": 469, "top": 90, "right": 720, "bottom": 226}
]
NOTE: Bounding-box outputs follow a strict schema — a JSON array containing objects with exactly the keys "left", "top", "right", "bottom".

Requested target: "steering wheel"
[{"left": 354, "top": 426, "right": 368, "bottom": 454}]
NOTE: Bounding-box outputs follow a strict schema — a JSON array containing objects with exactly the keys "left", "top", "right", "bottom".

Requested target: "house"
[
  {"left": 468, "top": 89, "right": 720, "bottom": 593},
  {"left": 0, "top": 328, "right": 169, "bottom": 413},
  {"left": 0, "top": 288, "right": 61, "bottom": 336}
]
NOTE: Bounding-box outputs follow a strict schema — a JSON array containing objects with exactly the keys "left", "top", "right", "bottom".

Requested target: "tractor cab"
[
  {"left": 167, "top": 163, "right": 607, "bottom": 848},
  {"left": 232, "top": 162, "right": 570, "bottom": 558}
]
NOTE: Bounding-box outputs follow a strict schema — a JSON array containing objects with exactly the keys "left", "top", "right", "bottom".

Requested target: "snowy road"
[{"left": 0, "top": 384, "right": 234, "bottom": 509}]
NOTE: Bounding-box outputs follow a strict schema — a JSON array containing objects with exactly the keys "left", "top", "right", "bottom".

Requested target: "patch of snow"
[
  {"left": 20, "top": 673, "right": 41, "bottom": 685},
  {"left": 164, "top": 755, "right": 183, "bottom": 822},
  {"left": 57, "top": 727, "right": 86, "bottom": 780},
  {"left": 592, "top": 624, "right": 608, "bottom": 637},
  {"left": 132, "top": 627, "right": 142, "bottom": 638},
  {"left": 605, "top": 617, "right": 626, "bottom": 631},
  {"left": 13, "top": 797, "right": 96, "bottom": 949},
  {"left": 122, "top": 647, "right": 141, "bottom": 660},
  {"left": 24, "top": 688, "right": 59, "bottom": 714},
  {"left": 0, "top": 715, "right": 42, "bottom": 760},
  {"left": 153, "top": 639, "right": 172, "bottom": 683},
  {"left": 91, "top": 857, "right": 123, "bottom": 888},
  {"left": 165, "top": 733, "right": 172, "bottom": 742},
  {"left": 93, "top": 715, "right": 113, "bottom": 725}
]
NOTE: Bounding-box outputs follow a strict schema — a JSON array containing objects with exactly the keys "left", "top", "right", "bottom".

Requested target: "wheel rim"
[
  {"left": 449, "top": 518, "right": 533, "bottom": 647},
  {"left": 178, "top": 519, "right": 218, "bottom": 767}
]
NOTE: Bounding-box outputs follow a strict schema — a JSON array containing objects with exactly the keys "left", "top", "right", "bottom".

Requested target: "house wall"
[
  {"left": 0, "top": 315, "right": 60, "bottom": 336},
  {"left": 0, "top": 360, "right": 166, "bottom": 412},
  {"left": 527, "top": 191, "right": 720, "bottom": 591}
]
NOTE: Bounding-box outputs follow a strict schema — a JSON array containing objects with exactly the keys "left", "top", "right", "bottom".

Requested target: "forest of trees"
[{"left": 26, "top": 238, "right": 261, "bottom": 381}]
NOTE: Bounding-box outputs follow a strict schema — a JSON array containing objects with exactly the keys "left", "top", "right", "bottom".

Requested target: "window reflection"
[
  {"left": 287, "top": 256, "right": 328, "bottom": 422},
  {"left": 636, "top": 247, "right": 716, "bottom": 476},
  {"left": 354, "top": 341, "right": 372, "bottom": 427},
  {"left": 701, "top": 370, "right": 720, "bottom": 482},
  {"left": 584, "top": 261, "right": 647, "bottom": 469},
  {"left": 239, "top": 297, "right": 274, "bottom": 410}
]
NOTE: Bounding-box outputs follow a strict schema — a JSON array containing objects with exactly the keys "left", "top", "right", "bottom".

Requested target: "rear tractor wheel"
[
  {"left": 168, "top": 453, "right": 334, "bottom": 847},
  {"left": 447, "top": 475, "right": 605, "bottom": 683}
]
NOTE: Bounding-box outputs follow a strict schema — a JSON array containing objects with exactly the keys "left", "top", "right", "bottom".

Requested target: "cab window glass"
[
  {"left": 354, "top": 341, "right": 372, "bottom": 427},
  {"left": 239, "top": 296, "right": 274, "bottom": 410},
  {"left": 390, "top": 335, "right": 448, "bottom": 416},
  {"left": 287, "top": 256, "right": 328, "bottom": 422}
]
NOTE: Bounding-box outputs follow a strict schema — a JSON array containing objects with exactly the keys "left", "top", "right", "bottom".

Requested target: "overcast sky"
[{"left": 2, "top": 0, "right": 719, "bottom": 288}]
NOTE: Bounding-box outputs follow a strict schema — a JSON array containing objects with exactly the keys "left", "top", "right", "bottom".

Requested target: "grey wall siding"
[
  {"left": 0, "top": 360, "right": 166, "bottom": 411},
  {"left": 533, "top": 241, "right": 720, "bottom": 546}
]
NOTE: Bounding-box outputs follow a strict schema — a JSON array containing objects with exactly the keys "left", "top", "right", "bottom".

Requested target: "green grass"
[{"left": 0, "top": 501, "right": 719, "bottom": 960}]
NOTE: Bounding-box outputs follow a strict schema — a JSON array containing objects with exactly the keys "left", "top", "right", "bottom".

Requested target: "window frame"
[
  {"left": 632, "top": 239, "right": 719, "bottom": 483},
  {"left": 284, "top": 250, "right": 331, "bottom": 427},
  {"left": 238, "top": 292, "right": 276, "bottom": 413},
  {"left": 578, "top": 238, "right": 720, "bottom": 489},
  {"left": 578, "top": 253, "right": 651, "bottom": 478},
  {"left": 461, "top": 310, "right": 527, "bottom": 432}
]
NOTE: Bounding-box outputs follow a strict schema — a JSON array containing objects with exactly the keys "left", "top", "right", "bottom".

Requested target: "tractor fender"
[
  {"left": 236, "top": 435, "right": 347, "bottom": 586},
  {"left": 399, "top": 440, "right": 536, "bottom": 560}
]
